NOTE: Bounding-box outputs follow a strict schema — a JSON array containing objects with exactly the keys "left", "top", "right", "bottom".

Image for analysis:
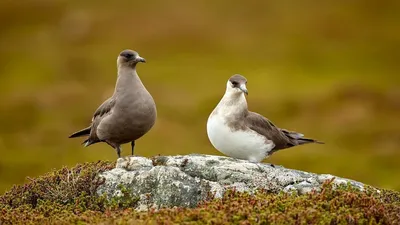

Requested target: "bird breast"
[{"left": 206, "top": 113, "right": 275, "bottom": 162}]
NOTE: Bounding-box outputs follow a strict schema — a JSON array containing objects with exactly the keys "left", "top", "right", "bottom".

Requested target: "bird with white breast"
[{"left": 207, "top": 74, "right": 323, "bottom": 163}]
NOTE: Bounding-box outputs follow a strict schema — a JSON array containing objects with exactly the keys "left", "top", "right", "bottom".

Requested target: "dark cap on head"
[
  {"left": 229, "top": 74, "right": 247, "bottom": 85},
  {"left": 119, "top": 49, "right": 146, "bottom": 64},
  {"left": 228, "top": 74, "right": 248, "bottom": 95}
]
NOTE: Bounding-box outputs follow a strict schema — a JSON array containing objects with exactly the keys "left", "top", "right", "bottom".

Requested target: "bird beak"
[
  {"left": 136, "top": 56, "right": 146, "bottom": 63},
  {"left": 239, "top": 84, "right": 248, "bottom": 95}
]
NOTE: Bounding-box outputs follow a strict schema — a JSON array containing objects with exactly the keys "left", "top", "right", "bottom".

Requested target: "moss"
[
  {"left": 0, "top": 161, "right": 115, "bottom": 209},
  {"left": 1, "top": 162, "right": 400, "bottom": 225},
  {"left": 374, "top": 188, "right": 400, "bottom": 206}
]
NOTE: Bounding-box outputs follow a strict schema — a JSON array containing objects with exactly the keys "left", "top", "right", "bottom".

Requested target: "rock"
[{"left": 97, "top": 154, "right": 365, "bottom": 211}]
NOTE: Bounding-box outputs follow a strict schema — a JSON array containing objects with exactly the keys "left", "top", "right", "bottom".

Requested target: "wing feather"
[
  {"left": 245, "top": 112, "right": 295, "bottom": 150},
  {"left": 92, "top": 97, "right": 116, "bottom": 122}
]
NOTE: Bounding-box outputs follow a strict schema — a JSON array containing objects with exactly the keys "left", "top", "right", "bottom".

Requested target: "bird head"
[
  {"left": 117, "top": 49, "right": 146, "bottom": 68},
  {"left": 226, "top": 74, "right": 248, "bottom": 95}
]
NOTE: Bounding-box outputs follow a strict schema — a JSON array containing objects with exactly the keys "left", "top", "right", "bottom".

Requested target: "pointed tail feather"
[
  {"left": 297, "top": 137, "right": 324, "bottom": 145},
  {"left": 281, "top": 129, "right": 324, "bottom": 145},
  {"left": 81, "top": 138, "right": 94, "bottom": 147},
  {"left": 69, "top": 127, "right": 91, "bottom": 138}
]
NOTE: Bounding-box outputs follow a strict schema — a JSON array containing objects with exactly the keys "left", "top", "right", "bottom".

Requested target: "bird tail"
[
  {"left": 81, "top": 138, "right": 95, "bottom": 147},
  {"left": 281, "top": 129, "right": 324, "bottom": 145},
  {"left": 69, "top": 127, "right": 91, "bottom": 138},
  {"left": 297, "top": 137, "right": 324, "bottom": 145}
]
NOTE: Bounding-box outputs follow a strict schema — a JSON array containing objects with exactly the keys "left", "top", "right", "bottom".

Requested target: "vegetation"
[
  {"left": 0, "top": 0, "right": 399, "bottom": 194},
  {"left": 1, "top": 161, "right": 400, "bottom": 224}
]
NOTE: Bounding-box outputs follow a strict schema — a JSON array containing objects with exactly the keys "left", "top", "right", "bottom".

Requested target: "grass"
[
  {"left": 0, "top": 161, "right": 399, "bottom": 224},
  {"left": 0, "top": 0, "right": 399, "bottom": 193}
]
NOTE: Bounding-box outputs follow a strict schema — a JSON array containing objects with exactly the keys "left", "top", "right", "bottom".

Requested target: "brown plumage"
[{"left": 69, "top": 49, "right": 157, "bottom": 158}]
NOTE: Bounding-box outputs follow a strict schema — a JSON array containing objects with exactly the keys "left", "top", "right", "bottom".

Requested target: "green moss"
[
  {"left": 0, "top": 161, "right": 115, "bottom": 209},
  {"left": 1, "top": 162, "right": 399, "bottom": 225},
  {"left": 374, "top": 188, "right": 400, "bottom": 206}
]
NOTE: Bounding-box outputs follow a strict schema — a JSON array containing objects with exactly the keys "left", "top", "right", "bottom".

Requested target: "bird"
[
  {"left": 206, "top": 74, "right": 323, "bottom": 163},
  {"left": 69, "top": 49, "right": 157, "bottom": 158}
]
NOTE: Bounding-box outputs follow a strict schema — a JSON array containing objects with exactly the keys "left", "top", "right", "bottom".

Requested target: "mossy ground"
[
  {"left": 1, "top": 1, "right": 400, "bottom": 194},
  {"left": 1, "top": 161, "right": 399, "bottom": 225}
]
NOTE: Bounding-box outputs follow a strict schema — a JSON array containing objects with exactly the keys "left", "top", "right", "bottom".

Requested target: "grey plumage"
[
  {"left": 207, "top": 74, "right": 323, "bottom": 162},
  {"left": 69, "top": 49, "right": 157, "bottom": 158}
]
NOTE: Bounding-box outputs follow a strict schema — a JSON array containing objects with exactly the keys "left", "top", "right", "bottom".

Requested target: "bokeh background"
[{"left": 0, "top": 0, "right": 399, "bottom": 193}]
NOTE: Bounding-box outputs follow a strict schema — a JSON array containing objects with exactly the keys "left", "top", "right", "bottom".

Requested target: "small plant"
[
  {"left": 1, "top": 162, "right": 399, "bottom": 224},
  {"left": 0, "top": 160, "right": 115, "bottom": 209}
]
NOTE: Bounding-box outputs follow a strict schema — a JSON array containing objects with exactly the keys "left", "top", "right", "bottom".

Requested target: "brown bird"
[
  {"left": 69, "top": 49, "right": 157, "bottom": 158},
  {"left": 207, "top": 74, "right": 323, "bottom": 163}
]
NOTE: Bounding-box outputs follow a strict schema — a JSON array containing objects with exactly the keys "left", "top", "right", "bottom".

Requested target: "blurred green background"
[{"left": 0, "top": 0, "right": 399, "bottom": 193}]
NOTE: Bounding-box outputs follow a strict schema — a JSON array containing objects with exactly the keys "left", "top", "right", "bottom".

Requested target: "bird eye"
[
  {"left": 125, "top": 53, "right": 134, "bottom": 58},
  {"left": 231, "top": 81, "right": 238, "bottom": 86},
  {"left": 120, "top": 52, "right": 134, "bottom": 59}
]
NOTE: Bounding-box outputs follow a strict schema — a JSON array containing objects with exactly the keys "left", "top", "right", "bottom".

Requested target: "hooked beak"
[
  {"left": 135, "top": 56, "right": 146, "bottom": 63},
  {"left": 239, "top": 83, "right": 248, "bottom": 95}
]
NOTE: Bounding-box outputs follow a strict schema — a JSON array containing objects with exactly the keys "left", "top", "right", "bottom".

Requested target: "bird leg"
[
  {"left": 105, "top": 141, "right": 122, "bottom": 158},
  {"left": 131, "top": 141, "right": 135, "bottom": 156},
  {"left": 115, "top": 145, "right": 121, "bottom": 158}
]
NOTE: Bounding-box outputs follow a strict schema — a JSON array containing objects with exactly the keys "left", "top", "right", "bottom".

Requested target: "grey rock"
[{"left": 97, "top": 154, "right": 366, "bottom": 211}]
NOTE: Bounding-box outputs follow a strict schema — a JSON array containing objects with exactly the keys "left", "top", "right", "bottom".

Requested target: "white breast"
[{"left": 206, "top": 114, "right": 275, "bottom": 163}]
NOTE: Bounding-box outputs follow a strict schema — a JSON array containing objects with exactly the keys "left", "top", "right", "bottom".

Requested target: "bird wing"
[
  {"left": 92, "top": 97, "right": 116, "bottom": 122},
  {"left": 279, "top": 128, "right": 304, "bottom": 139},
  {"left": 245, "top": 112, "right": 296, "bottom": 150}
]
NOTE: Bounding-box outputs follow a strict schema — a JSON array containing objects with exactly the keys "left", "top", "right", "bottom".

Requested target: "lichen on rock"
[
  {"left": 1, "top": 156, "right": 399, "bottom": 224},
  {"left": 97, "top": 154, "right": 365, "bottom": 211}
]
